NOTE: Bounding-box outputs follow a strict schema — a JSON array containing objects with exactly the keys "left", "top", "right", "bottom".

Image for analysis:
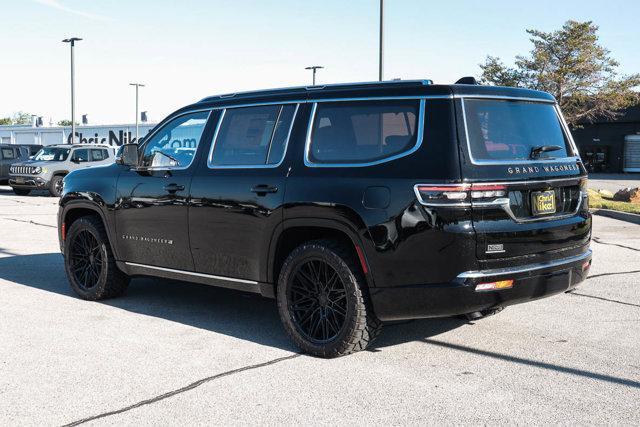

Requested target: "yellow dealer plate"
[{"left": 531, "top": 190, "right": 556, "bottom": 216}]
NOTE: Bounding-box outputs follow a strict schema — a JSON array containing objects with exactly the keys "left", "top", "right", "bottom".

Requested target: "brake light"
[
  {"left": 415, "top": 183, "right": 508, "bottom": 206},
  {"left": 61, "top": 221, "right": 66, "bottom": 241},
  {"left": 475, "top": 279, "right": 514, "bottom": 292}
]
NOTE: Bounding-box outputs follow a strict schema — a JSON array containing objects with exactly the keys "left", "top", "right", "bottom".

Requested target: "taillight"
[
  {"left": 414, "top": 184, "right": 470, "bottom": 205},
  {"left": 61, "top": 222, "right": 66, "bottom": 241},
  {"left": 414, "top": 183, "right": 508, "bottom": 206}
]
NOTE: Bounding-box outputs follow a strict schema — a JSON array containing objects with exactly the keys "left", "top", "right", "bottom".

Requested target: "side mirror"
[{"left": 116, "top": 144, "right": 139, "bottom": 166}]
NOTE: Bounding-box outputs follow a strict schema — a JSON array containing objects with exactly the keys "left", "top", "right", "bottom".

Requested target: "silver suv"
[{"left": 9, "top": 144, "right": 114, "bottom": 196}]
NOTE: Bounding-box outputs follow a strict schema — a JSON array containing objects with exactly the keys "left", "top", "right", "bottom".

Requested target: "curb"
[{"left": 592, "top": 209, "right": 640, "bottom": 225}]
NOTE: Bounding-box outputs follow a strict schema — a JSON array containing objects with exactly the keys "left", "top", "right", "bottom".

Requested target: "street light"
[
  {"left": 379, "top": 0, "right": 384, "bottom": 81},
  {"left": 305, "top": 66, "right": 324, "bottom": 86},
  {"left": 62, "top": 37, "right": 82, "bottom": 144},
  {"left": 129, "top": 83, "right": 145, "bottom": 144}
]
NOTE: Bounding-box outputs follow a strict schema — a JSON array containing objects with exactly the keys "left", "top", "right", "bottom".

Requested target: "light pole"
[
  {"left": 129, "top": 83, "right": 145, "bottom": 144},
  {"left": 62, "top": 37, "right": 82, "bottom": 144},
  {"left": 305, "top": 66, "right": 324, "bottom": 85},
  {"left": 379, "top": 0, "right": 384, "bottom": 81}
]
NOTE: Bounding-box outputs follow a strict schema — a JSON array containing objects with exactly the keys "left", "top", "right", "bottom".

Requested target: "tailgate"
[{"left": 472, "top": 176, "right": 590, "bottom": 262}]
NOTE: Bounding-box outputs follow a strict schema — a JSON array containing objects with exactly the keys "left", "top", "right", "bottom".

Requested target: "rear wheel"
[
  {"left": 49, "top": 175, "right": 64, "bottom": 197},
  {"left": 12, "top": 188, "right": 31, "bottom": 196},
  {"left": 277, "top": 240, "right": 381, "bottom": 358},
  {"left": 64, "top": 216, "right": 129, "bottom": 300}
]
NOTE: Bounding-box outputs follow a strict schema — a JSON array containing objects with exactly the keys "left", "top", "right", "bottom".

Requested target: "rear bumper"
[{"left": 370, "top": 249, "right": 592, "bottom": 321}]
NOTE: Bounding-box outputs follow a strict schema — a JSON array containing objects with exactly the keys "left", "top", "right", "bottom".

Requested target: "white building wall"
[{"left": 0, "top": 123, "right": 157, "bottom": 147}]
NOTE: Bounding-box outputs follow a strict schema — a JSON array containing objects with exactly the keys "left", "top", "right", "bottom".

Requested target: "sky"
[{"left": 1, "top": 0, "right": 639, "bottom": 125}]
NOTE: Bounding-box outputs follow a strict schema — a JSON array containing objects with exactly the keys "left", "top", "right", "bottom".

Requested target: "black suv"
[{"left": 58, "top": 81, "right": 592, "bottom": 357}]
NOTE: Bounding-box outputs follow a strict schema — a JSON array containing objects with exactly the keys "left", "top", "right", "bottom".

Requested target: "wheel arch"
[
  {"left": 59, "top": 201, "right": 118, "bottom": 258},
  {"left": 267, "top": 218, "right": 374, "bottom": 293}
]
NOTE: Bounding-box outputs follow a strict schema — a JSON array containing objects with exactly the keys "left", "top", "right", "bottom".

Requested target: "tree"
[
  {"left": 11, "top": 111, "right": 34, "bottom": 125},
  {"left": 0, "top": 117, "right": 11, "bottom": 125},
  {"left": 479, "top": 21, "right": 640, "bottom": 126}
]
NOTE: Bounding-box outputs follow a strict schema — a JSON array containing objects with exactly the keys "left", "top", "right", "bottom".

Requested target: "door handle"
[
  {"left": 163, "top": 183, "right": 185, "bottom": 193},
  {"left": 251, "top": 184, "right": 278, "bottom": 195}
]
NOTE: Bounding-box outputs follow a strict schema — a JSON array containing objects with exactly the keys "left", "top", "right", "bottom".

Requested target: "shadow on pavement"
[{"left": 0, "top": 252, "right": 464, "bottom": 353}]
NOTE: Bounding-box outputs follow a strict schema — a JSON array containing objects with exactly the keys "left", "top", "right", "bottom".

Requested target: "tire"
[
  {"left": 64, "top": 215, "right": 129, "bottom": 300},
  {"left": 277, "top": 239, "right": 381, "bottom": 358},
  {"left": 12, "top": 188, "right": 31, "bottom": 196},
  {"left": 49, "top": 175, "right": 64, "bottom": 197}
]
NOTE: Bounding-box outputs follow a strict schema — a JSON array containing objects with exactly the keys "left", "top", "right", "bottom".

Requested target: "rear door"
[
  {"left": 188, "top": 103, "right": 299, "bottom": 282},
  {"left": 457, "top": 97, "right": 591, "bottom": 267}
]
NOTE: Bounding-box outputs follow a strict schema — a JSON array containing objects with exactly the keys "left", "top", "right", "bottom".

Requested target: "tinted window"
[
  {"left": 71, "top": 149, "right": 89, "bottom": 163},
  {"left": 210, "top": 104, "right": 296, "bottom": 166},
  {"left": 90, "top": 148, "right": 108, "bottom": 161},
  {"left": 141, "top": 111, "right": 209, "bottom": 168},
  {"left": 464, "top": 99, "right": 570, "bottom": 162},
  {"left": 34, "top": 147, "right": 70, "bottom": 161},
  {"left": 308, "top": 100, "right": 419, "bottom": 164},
  {"left": 2, "top": 148, "right": 15, "bottom": 159}
]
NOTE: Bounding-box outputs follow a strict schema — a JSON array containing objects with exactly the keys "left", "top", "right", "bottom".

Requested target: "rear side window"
[
  {"left": 308, "top": 100, "right": 420, "bottom": 165},
  {"left": 71, "top": 149, "right": 89, "bottom": 163},
  {"left": 463, "top": 99, "right": 571, "bottom": 162},
  {"left": 90, "top": 148, "right": 108, "bottom": 161},
  {"left": 209, "top": 104, "right": 297, "bottom": 167},
  {"left": 2, "top": 148, "right": 15, "bottom": 159}
]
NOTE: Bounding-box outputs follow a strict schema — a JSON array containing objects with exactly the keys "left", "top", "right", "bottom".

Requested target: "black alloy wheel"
[
  {"left": 288, "top": 259, "right": 348, "bottom": 343},
  {"left": 277, "top": 240, "right": 381, "bottom": 358},
  {"left": 64, "top": 216, "right": 129, "bottom": 300},
  {"left": 68, "top": 229, "right": 104, "bottom": 291}
]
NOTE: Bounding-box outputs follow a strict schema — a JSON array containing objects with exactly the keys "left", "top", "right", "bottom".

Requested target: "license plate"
[
  {"left": 15, "top": 177, "right": 24, "bottom": 184},
  {"left": 531, "top": 190, "right": 556, "bottom": 216}
]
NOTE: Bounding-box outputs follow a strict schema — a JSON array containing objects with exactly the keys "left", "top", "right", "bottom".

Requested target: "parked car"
[
  {"left": 58, "top": 80, "right": 592, "bottom": 357},
  {"left": 9, "top": 144, "right": 114, "bottom": 196},
  {"left": 0, "top": 144, "right": 36, "bottom": 184}
]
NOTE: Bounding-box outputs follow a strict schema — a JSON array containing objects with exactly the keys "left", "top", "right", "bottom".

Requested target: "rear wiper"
[{"left": 530, "top": 145, "right": 562, "bottom": 159}]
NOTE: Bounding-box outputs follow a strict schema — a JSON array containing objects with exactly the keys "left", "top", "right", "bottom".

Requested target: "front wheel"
[
  {"left": 49, "top": 175, "right": 64, "bottom": 197},
  {"left": 64, "top": 216, "right": 129, "bottom": 300},
  {"left": 277, "top": 240, "right": 381, "bottom": 358}
]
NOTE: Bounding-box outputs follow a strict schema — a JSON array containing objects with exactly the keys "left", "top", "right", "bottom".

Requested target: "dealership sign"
[{"left": 66, "top": 127, "right": 154, "bottom": 146}]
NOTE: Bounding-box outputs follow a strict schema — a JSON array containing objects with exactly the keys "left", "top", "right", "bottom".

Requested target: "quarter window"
[
  {"left": 141, "top": 111, "right": 209, "bottom": 168},
  {"left": 209, "top": 104, "right": 297, "bottom": 167},
  {"left": 71, "top": 149, "right": 89, "bottom": 163},
  {"left": 1, "top": 148, "right": 15, "bottom": 159},
  {"left": 90, "top": 148, "right": 108, "bottom": 161},
  {"left": 308, "top": 100, "right": 420, "bottom": 165}
]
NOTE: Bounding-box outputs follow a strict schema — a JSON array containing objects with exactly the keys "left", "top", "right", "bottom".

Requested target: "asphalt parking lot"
[{"left": 0, "top": 185, "right": 638, "bottom": 425}]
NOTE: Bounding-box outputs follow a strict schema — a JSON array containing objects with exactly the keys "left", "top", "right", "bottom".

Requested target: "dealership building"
[
  {"left": 571, "top": 105, "right": 640, "bottom": 173},
  {"left": 0, "top": 123, "right": 156, "bottom": 147}
]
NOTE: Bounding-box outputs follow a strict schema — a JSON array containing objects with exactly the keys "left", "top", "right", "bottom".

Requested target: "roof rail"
[{"left": 198, "top": 79, "right": 433, "bottom": 103}]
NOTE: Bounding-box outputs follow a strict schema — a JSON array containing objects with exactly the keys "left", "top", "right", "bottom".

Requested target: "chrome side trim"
[
  {"left": 459, "top": 97, "right": 578, "bottom": 166},
  {"left": 124, "top": 262, "right": 259, "bottom": 285},
  {"left": 207, "top": 104, "right": 300, "bottom": 169},
  {"left": 457, "top": 249, "right": 592, "bottom": 280},
  {"left": 304, "top": 98, "right": 426, "bottom": 168}
]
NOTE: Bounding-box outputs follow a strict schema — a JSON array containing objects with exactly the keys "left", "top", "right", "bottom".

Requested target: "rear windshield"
[{"left": 464, "top": 99, "right": 571, "bottom": 162}]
